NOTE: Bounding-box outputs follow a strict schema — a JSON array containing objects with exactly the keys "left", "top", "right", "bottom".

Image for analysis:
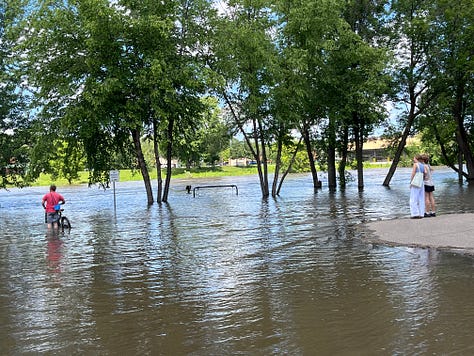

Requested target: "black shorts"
[{"left": 424, "top": 185, "right": 435, "bottom": 193}]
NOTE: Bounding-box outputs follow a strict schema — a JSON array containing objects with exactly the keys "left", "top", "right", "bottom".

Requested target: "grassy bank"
[
  {"left": 32, "top": 166, "right": 264, "bottom": 187},
  {"left": 31, "top": 162, "right": 393, "bottom": 187}
]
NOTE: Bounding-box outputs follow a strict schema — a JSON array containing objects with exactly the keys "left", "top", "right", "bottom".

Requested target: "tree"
[
  {"left": 429, "top": 0, "right": 474, "bottom": 181},
  {"left": 22, "top": 0, "right": 158, "bottom": 202},
  {"left": 209, "top": 0, "right": 280, "bottom": 197},
  {"left": 274, "top": 0, "right": 345, "bottom": 193},
  {"left": 276, "top": 0, "right": 389, "bottom": 192},
  {"left": 339, "top": 0, "right": 391, "bottom": 190},
  {"left": 22, "top": 0, "right": 210, "bottom": 203},
  {"left": 0, "top": 0, "right": 31, "bottom": 188},
  {"left": 382, "top": 0, "right": 440, "bottom": 186}
]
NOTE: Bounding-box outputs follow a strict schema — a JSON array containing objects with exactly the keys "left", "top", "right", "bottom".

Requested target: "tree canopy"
[{"left": 2, "top": 0, "right": 474, "bottom": 198}]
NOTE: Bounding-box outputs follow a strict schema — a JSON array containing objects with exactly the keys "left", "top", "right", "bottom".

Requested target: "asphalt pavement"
[{"left": 364, "top": 213, "right": 474, "bottom": 254}]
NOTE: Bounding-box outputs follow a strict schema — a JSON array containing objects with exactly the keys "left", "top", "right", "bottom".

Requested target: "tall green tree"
[
  {"left": 209, "top": 0, "right": 280, "bottom": 197},
  {"left": 276, "top": 0, "right": 389, "bottom": 191},
  {"left": 22, "top": 0, "right": 210, "bottom": 203},
  {"left": 428, "top": 0, "right": 474, "bottom": 181},
  {"left": 22, "top": 0, "right": 156, "bottom": 202},
  {"left": 0, "top": 0, "right": 31, "bottom": 188},
  {"left": 337, "top": 0, "right": 391, "bottom": 190},
  {"left": 274, "top": 0, "right": 341, "bottom": 193},
  {"left": 382, "top": 0, "right": 440, "bottom": 186}
]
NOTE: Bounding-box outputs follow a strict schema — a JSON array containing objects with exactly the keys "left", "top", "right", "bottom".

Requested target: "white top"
[{"left": 424, "top": 164, "right": 434, "bottom": 186}]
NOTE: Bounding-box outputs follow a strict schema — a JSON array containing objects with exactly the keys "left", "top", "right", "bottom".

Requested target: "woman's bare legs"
[{"left": 425, "top": 192, "right": 436, "bottom": 216}]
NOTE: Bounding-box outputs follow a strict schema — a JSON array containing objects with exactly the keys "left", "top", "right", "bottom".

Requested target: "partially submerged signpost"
[{"left": 109, "top": 170, "right": 120, "bottom": 212}]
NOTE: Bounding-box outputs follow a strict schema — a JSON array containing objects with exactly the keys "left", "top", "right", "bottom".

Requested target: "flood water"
[{"left": 1, "top": 167, "right": 474, "bottom": 355}]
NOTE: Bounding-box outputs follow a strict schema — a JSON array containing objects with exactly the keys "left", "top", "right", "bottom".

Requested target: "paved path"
[{"left": 364, "top": 213, "right": 474, "bottom": 254}]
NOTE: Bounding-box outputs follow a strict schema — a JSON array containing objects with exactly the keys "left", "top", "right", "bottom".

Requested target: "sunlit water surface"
[{"left": 1, "top": 167, "right": 474, "bottom": 355}]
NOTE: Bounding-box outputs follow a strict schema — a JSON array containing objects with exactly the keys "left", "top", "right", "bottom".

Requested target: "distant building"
[
  {"left": 348, "top": 137, "right": 419, "bottom": 162},
  {"left": 229, "top": 158, "right": 251, "bottom": 166},
  {"left": 359, "top": 138, "right": 391, "bottom": 162}
]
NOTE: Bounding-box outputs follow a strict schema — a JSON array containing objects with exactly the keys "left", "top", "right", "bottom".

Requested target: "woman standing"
[
  {"left": 421, "top": 154, "right": 436, "bottom": 217},
  {"left": 410, "top": 154, "right": 427, "bottom": 218}
]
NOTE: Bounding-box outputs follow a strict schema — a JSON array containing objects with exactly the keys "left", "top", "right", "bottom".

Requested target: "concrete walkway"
[{"left": 364, "top": 213, "right": 474, "bottom": 254}]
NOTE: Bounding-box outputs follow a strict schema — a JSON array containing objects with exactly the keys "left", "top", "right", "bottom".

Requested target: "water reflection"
[
  {"left": 46, "top": 235, "right": 63, "bottom": 274},
  {"left": 1, "top": 167, "right": 474, "bottom": 354}
]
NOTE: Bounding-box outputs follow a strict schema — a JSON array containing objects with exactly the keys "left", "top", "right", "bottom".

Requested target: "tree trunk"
[
  {"left": 271, "top": 135, "right": 282, "bottom": 197},
  {"left": 354, "top": 113, "right": 364, "bottom": 191},
  {"left": 327, "top": 117, "right": 337, "bottom": 191},
  {"left": 276, "top": 136, "right": 302, "bottom": 196},
  {"left": 301, "top": 123, "right": 321, "bottom": 193},
  {"left": 458, "top": 150, "right": 464, "bottom": 183},
  {"left": 382, "top": 36, "right": 435, "bottom": 186},
  {"left": 355, "top": 138, "right": 364, "bottom": 191},
  {"left": 453, "top": 79, "right": 474, "bottom": 181},
  {"left": 152, "top": 118, "right": 163, "bottom": 204},
  {"left": 433, "top": 124, "right": 468, "bottom": 179},
  {"left": 252, "top": 118, "right": 269, "bottom": 197},
  {"left": 222, "top": 93, "right": 270, "bottom": 197},
  {"left": 338, "top": 126, "right": 349, "bottom": 188},
  {"left": 383, "top": 87, "right": 417, "bottom": 186},
  {"left": 258, "top": 119, "right": 270, "bottom": 197},
  {"left": 131, "top": 128, "right": 154, "bottom": 205},
  {"left": 162, "top": 117, "right": 174, "bottom": 203}
]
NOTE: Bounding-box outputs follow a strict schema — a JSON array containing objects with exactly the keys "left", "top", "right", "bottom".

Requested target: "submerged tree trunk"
[
  {"left": 433, "top": 124, "right": 468, "bottom": 179},
  {"left": 354, "top": 113, "right": 364, "bottom": 191},
  {"left": 338, "top": 126, "right": 349, "bottom": 188},
  {"left": 301, "top": 123, "right": 321, "bottom": 193},
  {"left": 276, "top": 137, "right": 303, "bottom": 196},
  {"left": 257, "top": 119, "right": 270, "bottom": 197},
  {"left": 453, "top": 79, "right": 474, "bottom": 181},
  {"left": 132, "top": 128, "right": 154, "bottom": 205},
  {"left": 383, "top": 35, "right": 436, "bottom": 186},
  {"left": 152, "top": 118, "right": 163, "bottom": 204},
  {"left": 382, "top": 115, "right": 413, "bottom": 187},
  {"left": 223, "top": 92, "right": 270, "bottom": 197},
  {"left": 327, "top": 117, "right": 337, "bottom": 191},
  {"left": 383, "top": 75, "right": 420, "bottom": 187},
  {"left": 271, "top": 135, "right": 282, "bottom": 197},
  {"left": 251, "top": 118, "right": 266, "bottom": 197},
  {"left": 458, "top": 151, "right": 464, "bottom": 183},
  {"left": 162, "top": 117, "right": 174, "bottom": 203}
]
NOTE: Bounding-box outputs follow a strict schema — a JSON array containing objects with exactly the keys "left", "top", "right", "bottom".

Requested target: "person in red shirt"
[{"left": 42, "top": 185, "right": 66, "bottom": 229}]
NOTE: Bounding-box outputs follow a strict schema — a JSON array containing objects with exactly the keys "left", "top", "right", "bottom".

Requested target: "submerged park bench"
[{"left": 190, "top": 184, "right": 239, "bottom": 197}]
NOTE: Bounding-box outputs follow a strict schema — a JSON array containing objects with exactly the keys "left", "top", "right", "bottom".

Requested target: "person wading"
[{"left": 42, "top": 185, "right": 66, "bottom": 230}]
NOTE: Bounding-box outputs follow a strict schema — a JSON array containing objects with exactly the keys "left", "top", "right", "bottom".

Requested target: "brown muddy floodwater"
[{"left": 1, "top": 167, "right": 474, "bottom": 355}]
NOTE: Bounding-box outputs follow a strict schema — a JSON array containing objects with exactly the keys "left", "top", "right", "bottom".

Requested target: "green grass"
[
  {"left": 34, "top": 172, "right": 90, "bottom": 187},
  {"left": 169, "top": 166, "right": 263, "bottom": 179},
  {"left": 29, "top": 162, "right": 393, "bottom": 188},
  {"left": 31, "top": 165, "right": 265, "bottom": 187}
]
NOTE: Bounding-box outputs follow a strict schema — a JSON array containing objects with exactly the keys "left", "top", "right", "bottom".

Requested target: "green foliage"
[
  {"left": 4, "top": 0, "right": 474, "bottom": 194},
  {"left": 47, "top": 140, "right": 86, "bottom": 184},
  {"left": 0, "top": 0, "right": 32, "bottom": 188},
  {"left": 280, "top": 147, "right": 310, "bottom": 173},
  {"left": 227, "top": 138, "right": 253, "bottom": 160},
  {"left": 172, "top": 97, "right": 230, "bottom": 167}
]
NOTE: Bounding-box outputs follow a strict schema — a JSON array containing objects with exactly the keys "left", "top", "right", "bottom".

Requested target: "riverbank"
[
  {"left": 30, "top": 162, "right": 397, "bottom": 187},
  {"left": 32, "top": 166, "right": 264, "bottom": 187},
  {"left": 364, "top": 213, "right": 474, "bottom": 254}
]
